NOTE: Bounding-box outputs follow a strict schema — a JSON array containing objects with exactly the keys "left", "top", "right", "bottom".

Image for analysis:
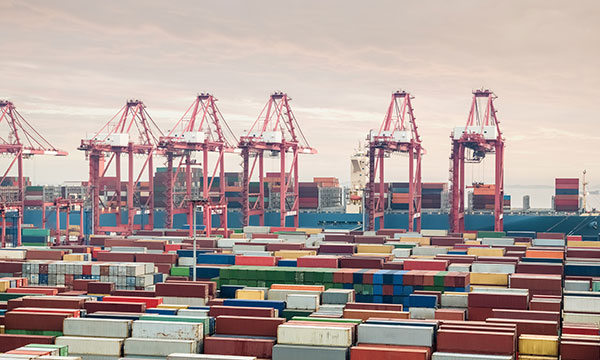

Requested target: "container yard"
[
  {"left": 2, "top": 229, "right": 600, "bottom": 359},
  {"left": 2, "top": 1, "right": 600, "bottom": 359}
]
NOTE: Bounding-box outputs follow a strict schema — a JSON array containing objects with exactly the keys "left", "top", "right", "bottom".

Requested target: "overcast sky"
[{"left": 1, "top": 0, "right": 599, "bottom": 195}]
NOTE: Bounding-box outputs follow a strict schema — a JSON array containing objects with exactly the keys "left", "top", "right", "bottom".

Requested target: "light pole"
[{"left": 187, "top": 197, "right": 207, "bottom": 281}]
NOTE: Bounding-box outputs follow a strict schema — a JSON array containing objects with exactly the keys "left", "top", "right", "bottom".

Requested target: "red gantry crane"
[
  {"left": 0, "top": 100, "right": 68, "bottom": 247},
  {"left": 79, "top": 100, "right": 163, "bottom": 235},
  {"left": 239, "top": 92, "right": 316, "bottom": 227},
  {"left": 366, "top": 91, "right": 423, "bottom": 232},
  {"left": 159, "top": 93, "right": 237, "bottom": 237},
  {"left": 449, "top": 89, "right": 505, "bottom": 233}
]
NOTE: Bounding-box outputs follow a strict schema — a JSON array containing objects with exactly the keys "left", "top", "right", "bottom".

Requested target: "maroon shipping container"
[
  {"left": 26, "top": 250, "right": 65, "bottom": 261},
  {"left": 324, "top": 234, "right": 355, "bottom": 242},
  {"left": 491, "top": 309, "right": 560, "bottom": 322},
  {"left": 0, "top": 334, "right": 55, "bottom": 352},
  {"left": 353, "top": 235, "right": 387, "bottom": 244},
  {"left": 345, "top": 302, "right": 403, "bottom": 312},
  {"left": 136, "top": 253, "right": 178, "bottom": 264},
  {"left": 204, "top": 336, "right": 275, "bottom": 358},
  {"left": 5, "top": 312, "right": 71, "bottom": 331},
  {"left": 209, "top": 305, "right": 275, "bottom": 318},
  {"left": 21, "top": 296, "right": 86, "bottom": 309},
  {"left": 297, "top": 256, "right": 339, "bottom": 268},
  {"left": 266, "top": 243, "right": 305, "bottom": 251},
  {"left": 437, "top": 329, "right": 515, "bottom": 355},
  {"left": 430, "top": 237, "right": 464, "bottom": 246},
  {"left": 468, "top": 292, "right": 529, "bottom": 310},
  {"left": 486, "top": 318, "right": 558, "bottom": 337},
  {"left": 516, "top": 262, "right": 564, "bottom": 275},
  {"left": 155, "top": 282, "right": 208, "bottom": 298},
  {"left": 165, "top": 280, "right": 217, "bottom": 297},
  {"left": 96, "top": 252, "right": 136, "bottom": 262},
  {"left": 85, "top": 301, "right": 146, "bottom": 313},
  {"left": 87, "top": 282, "right": 115, "bottom": 294},
  {"left": 319, "top": 243, "right": 355, "bottom": 254},
  {"left": 215, "top": 316, "right": 285, "bottom": 337},
  {"left": 339, "top": 256, "right": 384, "bottom": 269}
]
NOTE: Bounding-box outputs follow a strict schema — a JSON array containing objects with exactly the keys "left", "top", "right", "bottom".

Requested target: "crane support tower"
[
  {"left": 0, "top": 100, "right": 67, "bottom": 247},
  {"left": 79, "top": 100, "right": 163, "bottom": 235},
  {"left": 366, "top": 91, "right": 423, "bottom": 232},
  {"left": 159, "top": 94, "right": 237, "bottom": 237},
  {"left": 239, "top": 92, "right": 316, "bottom": 227},
  {"left": 449, "top": 89, "right": 505, "bottom": 233}
]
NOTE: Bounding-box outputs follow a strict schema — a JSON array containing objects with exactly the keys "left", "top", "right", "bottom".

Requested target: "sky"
[{"left": 1, "top": 0, "right": 599, "bottom": 208}]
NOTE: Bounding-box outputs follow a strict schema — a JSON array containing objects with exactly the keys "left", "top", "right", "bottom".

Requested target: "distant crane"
[
  {"left": 159, "top": 94, "right": 237, "bottom": 237},
  {"left": 79, "top": 100, "right": 163, "bottom": 235},
  {"left": 449, "top": 89, "right": 505, "bottom": 232},
  {"left": 366, "top": 91, "right": 423, "bottom": 231},
  {"left": 0, "top": 100, "right": 68, "bottom": 247},
  {"left": 238, "top": 92, "right": 316, "bottom": 227}
]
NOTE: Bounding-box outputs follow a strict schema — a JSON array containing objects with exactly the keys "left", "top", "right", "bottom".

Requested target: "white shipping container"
[
  {"left": 132, "top": 320, "right": 203, "bottom": 340},
  {"left": 565, "top": 280, "right": 591, "bottom": 292},
  {"left": 358, "top": 324, "right": 434, "bottom": 347},
  {"left": 40, "top": 357, "right": 83, "bottom": 360},
  {"left": 0, "top": 249, "right": 27, "bottom": 260},
  {"left": 162, "top": 296, "right": 206, "bottom": 306},
  {"left": 471, "top": 263, "right": 515, "bottom": 274},
  {"left": 277, "top": 324, "right": 353, "bottom": 347},
  {"left": 267, "top": 289, "right": 322, "bottom": 301},
  {"left": 124, "top": 338, "right": 197, "bottom": 356},
  {"left": 392, "top": 248, "right": 411, "bottom": 258},
  {"left": 480, "top": 238, "right": 515, "bottom": 246},
  {"left": 441, "top": 293, "right": 468, "bottom": 308},
  {"left": 286, "top": 294, "right": 320, "bottom": 310},
  {"left": 411, "top": 246, "right": 449, "bottom": 256},
  {"left": 420, "top": 229, "right": 448, "bottom": 237},
  {"left": 63, "top": 318, "right": 131, "bottom": 338},
  {"left": 55, "top": 337, "right": 124, "bottom": 356},
  {"left": 563, "top": 312, "right": 600, "bottom": 326},
  {"left": 409, "top": 307, "right": 436, "bottom": 319},
  {"left": 564, "top": 296, "right": 600, "bottom": 313},
  {"left": 178, "top": 309, "right": 211, "bottom": 317}
]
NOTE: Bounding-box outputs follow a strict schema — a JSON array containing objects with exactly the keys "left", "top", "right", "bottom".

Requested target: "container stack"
[
  {"left": 472, "top": 184, "right": 495, "bottom": 210},
  {"left": 298, "top": 182, "right": 319, "bottom": 209},
  {"left": 554, "top": 177, "right": 579, "bottom": 211},
  {"left": 422, "top": 182, "right": 448, "bottom": 209}
]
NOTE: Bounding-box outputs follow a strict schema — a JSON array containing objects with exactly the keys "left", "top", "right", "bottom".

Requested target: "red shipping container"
[
  {"left": 324, "top": 234, "right": 355, "bottom": 242},
  {"left": 350, "top": 345, "right": 429, "bottom": 360},
  {"left": 297, "top": 256, "right": 339, "bottom": 268},
  {"left": 165, "top": 280, "right": 217, "bottom": 296},
  {"left": 235, "top": 255, "right": 277, "bottom": 266},
  {"left": 96, "top": 252, "right": 136, "bottom": 262},
  {"left": 319, "top": 244, "right": 356, "bottom": 254},
  {"left": 215, "top": 315, "right": 285, "bottom": 337},
  {"left": 468, "top": 292, "right": 528, "bottom": 310},
  {"left": 560, "top": 341, "right": 600, "bottom": 359},
  {"left": 10, "top": 307, "right": 80, "bottom": 317},
  {"left": 87, "top": 282, "right": 115, "bottom": 294},
  {"left": 345, "top": 302, "right": 403, "bottom": 312},
  {"left": 101, "top": 296, "right": 162, "bottom": 308},
  {"left": 491, "top": 309, "right": 560, "bottom": 322},
  {"left": 403, "top": 259, "right": 448, "bottom": 271},
  {"left": 112, "top": 290, "right": 156, "bottom": 297},
  {"left": 354, "top": 235, "right": 387, "bottom": 244},
  {"left": 437, "top": 329, "right": 515, "bottom": 355},
  {"left": 339, "top": 257, "right": 384, "bottom": 269},
  {"left": 209, "top": 305, "right": 275, "bottom": 318},
  {"left": 6, "top": 288, "right": 57, "bottom": 296},
  {"left": 26, "top": 250, "right": 65, "bottom": 261},
  {"left": 136, "top": 253, "right": 177, "bottom": 264},
  {"left": 435, "top": 309, "right": 465, "bottom": 321},
  {"left": 204, "top": 336, "right": 275, "bottom": 358}
]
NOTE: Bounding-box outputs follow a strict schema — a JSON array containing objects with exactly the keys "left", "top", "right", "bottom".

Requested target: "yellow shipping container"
[
  {"left": 464, "top": 240, "right": 481, "bottom": 245},
  {"left": 515, "top": 241, "right": 532, "bottom": 248},
  {"left": 467, "top": 247, "right": 505, "bottom": 257},
  {"left": 518, "top": 335, "right": 559, "bottom": 356},
  {"left": 0, "top": 325, "right": 4, "bottom": 334},
  {"left": 352, "top": 253, "right": 393, "bottom": 260},
  {"left": 297, "top": 228, "right": 323, "bottom": 235},
  {"left": 518, "top": 356, "right": 558, "bottom": 360},
  {"left": 230, "top": 233, "right": 246, "bottom": 239},
  {"left": 567, "top": 240, "right": 600, "bottom": 247},
  {"left": 356, "top": 244, "right": 394, "bottom": 254},
  {"left": 470, "top": 272, "right": 509, "bottom": 286},
  {"left": 463, "top": 233, "right": 477, "bottom": 240},
  {"left": 399, "top": 237, "right": 430, "bottom": 246},
  {"left": 274, "top": 250, "right": 317, "bottom": 259},
  {"left": 235, "top": 289, "right": 264, "bottom": 300},
  {"left": 0, "top": 280, "right": 9, "bottom": 292},
  {"left": 157, "top": 304, "right": 189, "bottom": 310},
  {"left": 63, "top": 254, "right": 85, "bottom": 261}
]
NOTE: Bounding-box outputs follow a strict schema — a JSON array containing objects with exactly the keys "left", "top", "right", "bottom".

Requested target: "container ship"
[{"left": 1, "top": 93, "right": 599, "bottom": 359}]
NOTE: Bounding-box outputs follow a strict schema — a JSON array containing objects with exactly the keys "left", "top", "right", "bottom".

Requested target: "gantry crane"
[
  {"left": 239, "top": 92, "right": 316, "bottom": 227},
  {"left": 79, "top": 100, "right": 163, "bottom": 235},
  {"left": 449, "top": 89, "right": 505, "bottom": 233},
  {"left": 0, "top": 100, "right": 68, "bottom": 247},
  {"left": 159, "top": 93, "right": 237, "bottom": 237},
  {"left": 366, "top": 91, "right": 423, "bottom": 231}
]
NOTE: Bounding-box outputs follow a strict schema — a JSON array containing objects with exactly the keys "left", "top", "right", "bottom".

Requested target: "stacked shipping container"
[{"left": 555, "top": 178, "right": 579, "bottom": 212}]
